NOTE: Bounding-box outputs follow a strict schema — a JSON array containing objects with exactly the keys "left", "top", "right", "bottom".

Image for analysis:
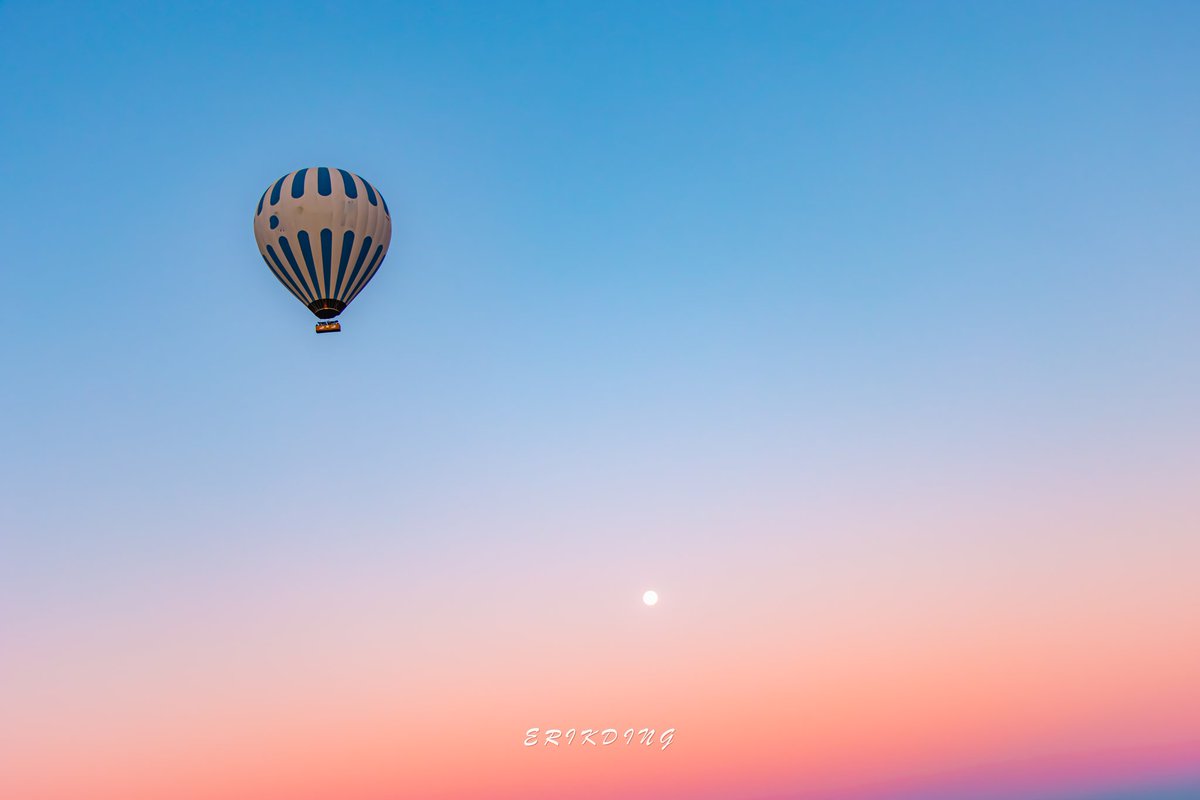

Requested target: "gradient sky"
[{"left": 2, "top": 2, "right": 1199, "bottom": 799}]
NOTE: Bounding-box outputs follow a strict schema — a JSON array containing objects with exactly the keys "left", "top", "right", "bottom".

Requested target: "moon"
[{"left": 642, "top": 589, "right": 659, "bottom": 606}]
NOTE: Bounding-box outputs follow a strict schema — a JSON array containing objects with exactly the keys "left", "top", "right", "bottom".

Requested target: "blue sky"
[
  {"left": 5, "top": 0, "right": 1197, "bottom": 548},
  {"left": 4, "top": 0, "right": 1199, "bottom": 661}
]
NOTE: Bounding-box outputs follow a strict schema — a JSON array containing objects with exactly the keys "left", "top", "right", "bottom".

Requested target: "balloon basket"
[{"left": 315, "top": 320, "right": 342, "bottom": 334}]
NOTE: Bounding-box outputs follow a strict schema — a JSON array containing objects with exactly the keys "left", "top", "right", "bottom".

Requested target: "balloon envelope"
[{"left": 253, "top": 167, "right": 392, "bottom": 320}]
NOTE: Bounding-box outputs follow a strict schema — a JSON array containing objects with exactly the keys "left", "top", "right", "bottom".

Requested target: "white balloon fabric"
[{"left": 253, "top": 167, "right": 392, "bottom": 321}]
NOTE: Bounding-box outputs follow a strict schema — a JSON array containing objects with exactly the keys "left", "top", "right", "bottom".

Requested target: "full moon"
[{"left": 642, "top": 590, "right": 659, "bottom": 606}]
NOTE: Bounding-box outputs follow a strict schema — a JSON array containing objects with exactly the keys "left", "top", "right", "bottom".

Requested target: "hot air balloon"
[{"left": 253, "top": 167, "right": 392, "bottom": 333}]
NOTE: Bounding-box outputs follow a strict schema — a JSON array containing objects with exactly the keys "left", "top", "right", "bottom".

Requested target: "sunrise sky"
[{"left": 2, "top": 2, "right": 1198, "bottom": 799}]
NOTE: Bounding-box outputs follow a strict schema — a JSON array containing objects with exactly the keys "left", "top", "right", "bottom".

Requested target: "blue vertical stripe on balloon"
[
  {"left": 269, "top": 215, "right": 279, "bottom": 230},
  {"left": 291, "top": 168, "right": 308, "bottom": 199},
  {"left": 296, "top": 230, "right": 322, "bottom": 297},
  {"left": 367, "top": 243, "right": 384, "bottom": 273},
  {"left": 278, "top": 236, "right": 315, "bottom": 302},
  {"left": 317, "top": 167, "right": 331, "bottom": 196},
  {"left": 268, "top": 242, "right": 313, "bottom": 303},
  {"left": 362, "top": 180, "right": 378, "bottom": 206},
  {"left": 262, "top": 251, "right": 307, "bottom": 304},
  {"left": 338, "top": 169, "right": 358, "bottom": 198},
  {"left": 270, "top": 175, "right": 287, "bottom": 205},
  {"left": 333, "top": 230, "right": 356, "bottom": 299},
  {"left": 257, "top": 190, "right": 266, "bottom": 216},
  {"left": 320, "top": 228, "right": 333, "bottom": 297},
  {"left": 379, "top": 192, "right": 389, "bottom": 217},
  {"left": 349, "top": 244, "right": 386, "bottom": 303},
  {"left": 341, "top": 235, "right": 373, "bottom": 299}
]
